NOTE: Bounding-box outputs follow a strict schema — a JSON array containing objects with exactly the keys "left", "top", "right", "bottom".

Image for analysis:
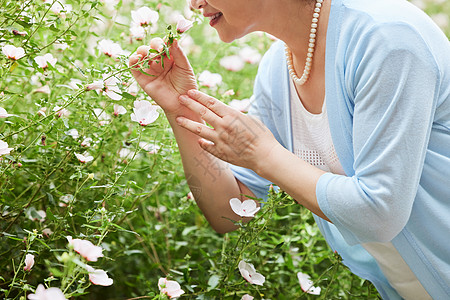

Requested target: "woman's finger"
[
  {"left": 179, "top": 95, "right": 221, "bottom": 127},
  {"left": 186, "top": 90, "right": 232, "bottom": 118},
  {"left": 176, "top": 116, "right": 217, "bottom": 142}
]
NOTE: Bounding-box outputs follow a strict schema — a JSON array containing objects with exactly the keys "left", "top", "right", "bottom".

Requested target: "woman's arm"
[
  {"left": 175, "top": 90, "right": 330, "bottom": 221},
  {"left": 129, "top": 41, "right": 257, "bottom": 233}
]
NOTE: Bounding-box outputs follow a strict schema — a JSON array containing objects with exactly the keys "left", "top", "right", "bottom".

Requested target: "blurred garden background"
[{"left": 1, "top": 0, "right": 449, "bottom": 299}]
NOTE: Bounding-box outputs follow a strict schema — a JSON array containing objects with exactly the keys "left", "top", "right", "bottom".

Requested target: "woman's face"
[{"left": 190, "top": 0, "right": 262, "bottom": 42}]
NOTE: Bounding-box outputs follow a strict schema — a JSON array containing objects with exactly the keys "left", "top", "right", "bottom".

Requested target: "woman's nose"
[{"left": 190, "top": 0, "right": 207, "bottom": 10}]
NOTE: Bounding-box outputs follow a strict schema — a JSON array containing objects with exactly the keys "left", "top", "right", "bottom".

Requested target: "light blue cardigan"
[{"left": 230, "top": 0, "right": 450, "bottom": 298}]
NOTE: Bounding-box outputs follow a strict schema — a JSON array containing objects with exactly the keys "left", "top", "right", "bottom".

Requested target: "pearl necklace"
[{"left": 285, "top": 0, "right": 324, "bottom": 85}]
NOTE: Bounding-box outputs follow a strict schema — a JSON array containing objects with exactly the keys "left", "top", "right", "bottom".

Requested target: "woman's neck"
[{"left": 260, "top": 0, "right": 331, "bottom": 84}]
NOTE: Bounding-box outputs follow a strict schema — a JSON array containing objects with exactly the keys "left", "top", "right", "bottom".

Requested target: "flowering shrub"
[{"left": 1, "top": 0, "right": 448, "bottom": 299}]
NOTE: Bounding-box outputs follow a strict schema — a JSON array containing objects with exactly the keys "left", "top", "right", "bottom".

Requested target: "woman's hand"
[
  {"left": 175, "top": 90, "right": 280, "bottom": 173},
  {"left": 128, "top": 39, "right": 198, "bottom": 116}
]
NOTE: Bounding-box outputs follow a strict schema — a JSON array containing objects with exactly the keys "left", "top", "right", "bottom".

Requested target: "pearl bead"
[{"left": 285, "top": 0, "right": 323, "bottom": 85}]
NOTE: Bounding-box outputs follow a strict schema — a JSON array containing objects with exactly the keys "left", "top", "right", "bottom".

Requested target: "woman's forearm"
[
  {"left": 165, "top": 111, "right": 255, "bottom": 233},
  {"left": 256, "top": 143, "right": 330, "bottom": 222}
]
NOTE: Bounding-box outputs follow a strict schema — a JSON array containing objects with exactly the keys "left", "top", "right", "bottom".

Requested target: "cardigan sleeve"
[{"left": 317, "top": 23, "right": 440, "bottom": 245}]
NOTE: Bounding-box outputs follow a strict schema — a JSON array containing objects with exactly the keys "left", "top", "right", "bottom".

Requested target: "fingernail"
[
  {"left": 179, "top": 95, "right": 188, "bottom": 103},
  {"left": 175, "top": 117, "right": 182, "bottom": 124},
  {"left": 187, "top": 89, "right": 196, "bottom": 97}
]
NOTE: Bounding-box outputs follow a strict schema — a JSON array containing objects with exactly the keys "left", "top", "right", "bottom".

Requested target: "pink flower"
[
  {"left": 85, "top": 265, "right": 113, "bottom": 286},
  {"left": 0, "top": 107, "right": 12, "bottom": 118},
  {"left": 2, "top": 45, "right": 25, "bottom": 60},
  {"left": 238, "top": 260, "right": 265, "bottom": 286},
  {"left": 97, "top": 39, "right": 124, "bottom": 58},
  {"left": 34, "top": 53, "right": 57, "bottom": 69},
  {"left": 24, "top": 254, "right": 35, "bottom": 271},
  {"left": 74, "top": 153, "right": 94, "bottom": 163},
  {"left": 131, "top": 7, "right": 159, "bottom": 27},
  {"left": 28, "top": 284, "right": 66, "bottom": 300},
  {"left": 297, "top": 272, "right": 321, "bottom": 295},
  {"left": 102, "top": 74, "right": 122, "bottom": 100},
  {"left": 113, "top": 104, "right": 127, "bottom": 116},
  {"left": 66, "top": 236, "right": 103, "bottom": 261},
  {"left": 220, "top": 55, "right": 245, "bottom": 72},
  {"left": 131, "top": 100, "right": 159, "bottom": 126},
  {"left": 241, "top": 295, "right": 254, "bottom": 300},
  {"left": 198, "top": 70, "right": 222, "bottom": 89},
  {"left": 229, "top": 198, "right": 260, "bottom": 218},
  {"left": 158, "top": 278, "right": 185, "bottom": 299},
  {"left": 0, "top": 140, "right": 13, "bottom": 156},
  {"left": 176, "top": 16, "right": 194, "bottom": 33}
]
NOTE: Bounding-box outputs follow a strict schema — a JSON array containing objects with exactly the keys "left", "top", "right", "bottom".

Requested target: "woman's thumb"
[{"left": 170, "top": 40, "right": 193, "bottom": 70}]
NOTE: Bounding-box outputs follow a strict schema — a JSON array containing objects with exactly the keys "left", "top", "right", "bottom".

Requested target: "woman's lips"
[{"left": 208, "top": 12, "right": 223, "bottom": 27}]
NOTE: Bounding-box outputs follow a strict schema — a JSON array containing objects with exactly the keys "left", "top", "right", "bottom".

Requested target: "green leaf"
[{"left": 207, "top": 275, "right": 220, "bottom": 290}]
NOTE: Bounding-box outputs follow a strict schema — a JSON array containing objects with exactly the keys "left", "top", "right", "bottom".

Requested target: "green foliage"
[{"left": 0, "top": 0, "right": 448, "bottom": 299}]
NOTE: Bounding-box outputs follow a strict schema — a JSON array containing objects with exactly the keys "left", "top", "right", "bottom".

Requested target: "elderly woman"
[{"left": 129, "top": 0, "right": 450, "bottom": 298}]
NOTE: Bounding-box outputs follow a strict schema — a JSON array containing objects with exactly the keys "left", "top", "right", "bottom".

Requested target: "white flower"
[
  {"left": 24, "top": 254, "right": 35, "bottom": 271},
  {"left": 297, "top": 272, "right": 321, "bottom": 295},
  {"left": 81, "top": 137, "right": 93, "bottom": 147},
  {"left": 220, "top": 55, "right": 245, "bottom": 72},
  {"left": 131, "top": 100, "right": 159, "bottom": 126},
  {"left": 2, "top": 45, "right": 25, "bottom": 60},
  {"left": 34, "top": 85, "right": 51, "bottom": 94},
  {"left": 54, "top": 42, "right": 69, "bottom": 51},
  {"left": 74, "top": 153, "right": 94, "bottom": 163},
  {"left": 131, "top": 7, "right": 159, "bottom": 27},
  {"left": 158, "top": 278, "right": 185, "bottom": 299},
  {"left": 238, "top": 260, "right": 265, "bottom": 286},
  {"left": 68, "top": 79, "right": 82, "bottom": 90},
  {"left": 239, "top": 46, "right": 262, "bottom": 64},
  {"left": 113, "top": 104, "right": 127, "bottom": 116},
  {"left": 0, "top": 140, "right": 13, "bottom": 156},
  {"left": 85, "top": 265, "right": 113, "bottom": 286},
  {"left": 53, "top": 106, "right": 70, "bottom": 118},
  {"left": 102, "top": 74, "right": 122, "bottom": 100},
  {"left": 176, "top": 16, "right": 194, "bottom": 33},
  {"left": 198, "top": 70, "right": 222, "bottom": 88},
  {"left": 228, "top": 98, "right": 252, "bottom": 113},
  {"left": 98, "top": 39, "right": 124, "bottom": 58},
  {"left": 34, "top": 53, "right": 57, "bottom": 69},
  {"left": 241, "top": 295, "right": 254, "bottom": 300},
  {"left": 67, "top": 236, "right": 103, "bottom": 262},
  {"left": 139, "top": 142, "right": 160, "bottom": 154},
  {"left": 130, "top": 25, "right": 146, "bottom": 40},
  {"left": 0, "top": 107, "right": 12, "bottom": 118},
  {"left": 27, "top": 284, "right": 66, "bottom": 300},
  {"left": 93, "top": 108, "right": 111, "bottom": 122},
  {"left": 66, "top": 129, "right": 79, "bottom": 139},
  {"left": 86, "top": 80, "right": 104, "bottom": 91},
  {"left": 229, "top": 198, "right": 260, "bottom": 217}
]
